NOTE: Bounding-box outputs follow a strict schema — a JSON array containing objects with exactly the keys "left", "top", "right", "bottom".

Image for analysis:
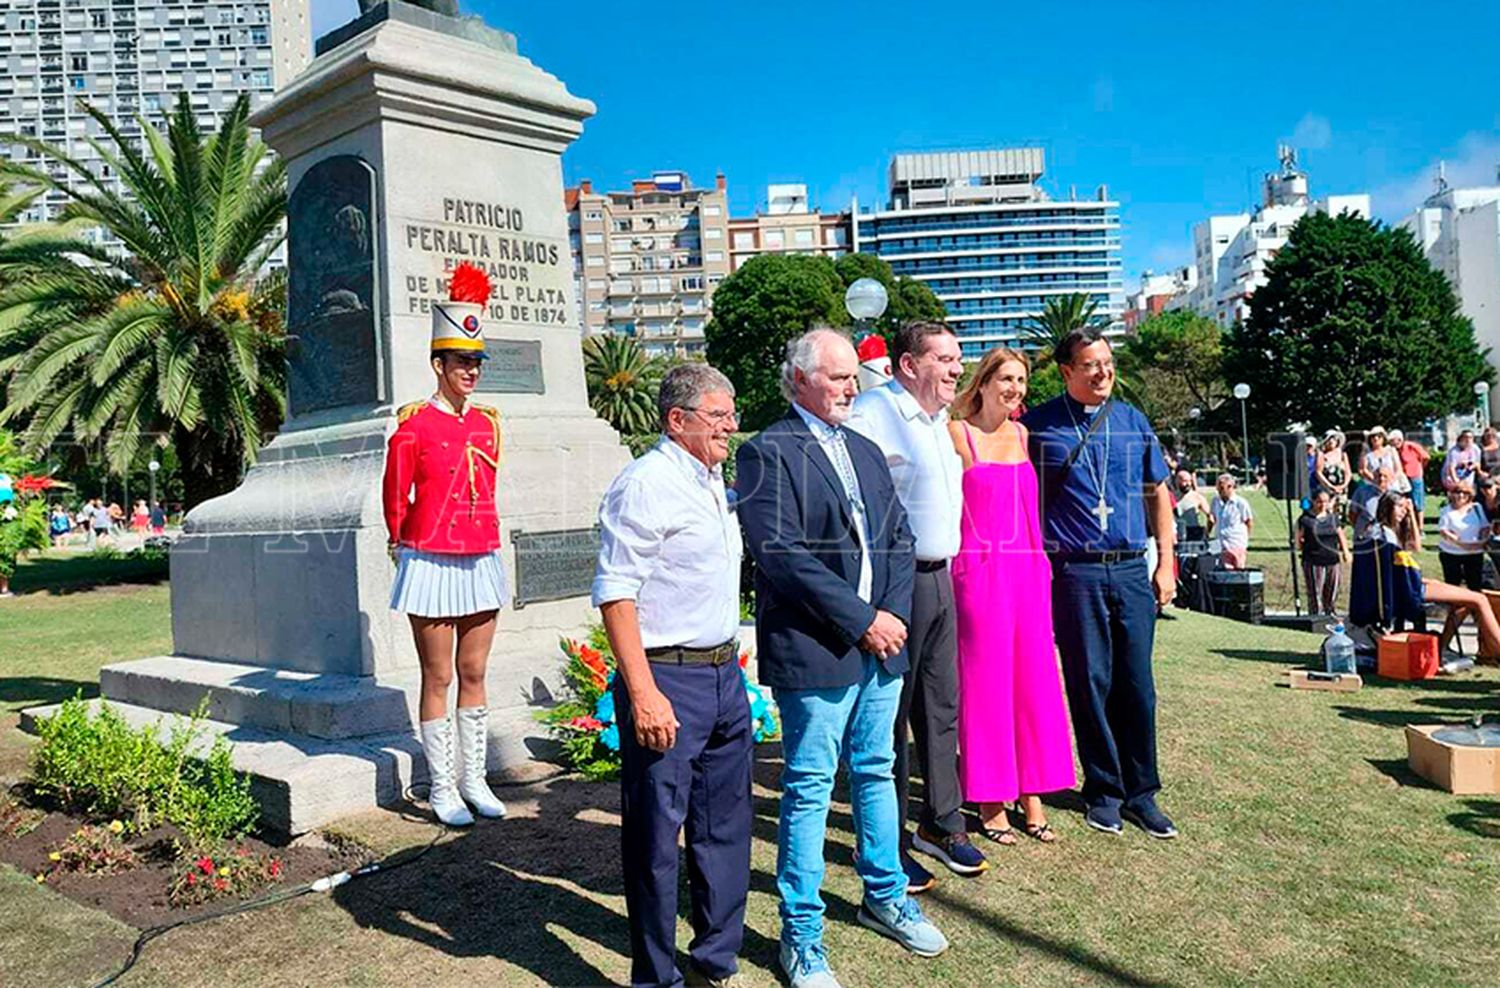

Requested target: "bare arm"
[
  {"left": 599, "top": 600, "right": 679, "bottom": 752},
  {"left": 1145, "top": 480, "right": 1176, "bottom": 606}
]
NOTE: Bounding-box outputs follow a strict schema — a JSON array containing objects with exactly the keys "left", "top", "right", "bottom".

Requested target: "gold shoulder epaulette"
[{"left": 396, "top": 401, "right": 425, "bottom": 425}]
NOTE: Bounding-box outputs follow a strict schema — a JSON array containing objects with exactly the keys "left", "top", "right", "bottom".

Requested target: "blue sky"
[{"left": 312, "top": 0, "right": 1500, "bottom": 284}]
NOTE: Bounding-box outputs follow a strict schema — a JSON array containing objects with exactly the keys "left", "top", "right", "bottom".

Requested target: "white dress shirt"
[
  {"left": 848, "top": 378, "right": 962, "bottom": 561},
  {"left": 591, "top": 436, "right": 742, "bottom": 648},
  {"left": 792, "top": 402, "right": 873, "bottom": 601}
]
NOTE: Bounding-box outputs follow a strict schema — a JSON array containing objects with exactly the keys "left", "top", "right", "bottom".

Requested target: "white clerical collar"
[{"left": 1065, "top": 392, "right": 1105, "bottom": 415}]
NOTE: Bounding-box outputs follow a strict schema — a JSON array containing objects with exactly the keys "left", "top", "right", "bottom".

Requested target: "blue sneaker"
[
  {"left": 1122, "top": 802, "right": 1179, "bottom": 840},
  {"left": 1085, "top": 803, "right": 1123, "bottom": 835},
  {"left": 910, "top": 825, "right": 989, "bottom": 876},
  {"left": 779, "top": 942, "right": 842, "bottom": 988},
  {"left": 857, "top": 895, "right": 950, "bottom": 957},
  {"left": 902, "top": 850, "right": 936, "bottom": 894}
]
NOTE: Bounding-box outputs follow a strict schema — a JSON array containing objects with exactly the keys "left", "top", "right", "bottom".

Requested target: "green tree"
[
  {"left": 1119, "top": 309, "right": 1227, "bottom": 431},
  {"left": 704, "top": 254, "right": 846, "bottom": 431},
  {"left": 0, "top": 94, "right": 287, "bottom": 510},
  {"left": 1225, "top": 211, "right": 1491, "bottom": 439},
  {"left": 582, "top": 333, "right": 662, "bottom": 436},
  {"left": 0, "top": 430, "right": 50, "bottom": 594},
  {"left": 1021, "top": 293, "right": 1107, "bottom": 355}
]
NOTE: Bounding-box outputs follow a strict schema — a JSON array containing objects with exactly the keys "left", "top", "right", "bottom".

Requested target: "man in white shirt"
[
  {"left": 848, "top": 321, "right": 983, "bottom": 889},
  {"left": 1206, "top": 473, "right": 1254, "bottom": 569},
  {"left": 592, "top": 363, "right": 750, "bottom": 988}
]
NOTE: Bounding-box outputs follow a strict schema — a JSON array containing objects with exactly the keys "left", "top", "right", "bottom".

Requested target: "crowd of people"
[
  {"left": 44, "top": 497, "right": 168, "bottom": 549},
  {"left": 587, "top": 323, "right": 1175, "bottom": 988}
]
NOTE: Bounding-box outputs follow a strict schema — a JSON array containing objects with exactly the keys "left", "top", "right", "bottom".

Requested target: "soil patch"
[{"left": 0, "top": 801, "right": 371, "bottom": 929}]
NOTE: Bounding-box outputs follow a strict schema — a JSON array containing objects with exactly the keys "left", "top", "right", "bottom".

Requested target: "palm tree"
[
  {"left": 0, "top": 94, "right": 287, "bottom": 509},
  {"left": 582, "top": 333, "right": 662, "bottom": 436},
  {"left": 1021, "top": 293, "right": 1108, "bottom": 357}
]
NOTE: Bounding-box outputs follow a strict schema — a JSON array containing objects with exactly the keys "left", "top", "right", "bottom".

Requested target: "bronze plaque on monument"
[
  {"left": 512, "top": 527, "right": 600, "bottom": 608},
  {"left": 287, "top": 156, "right": 381, "bottom": 414},
  {"left": 477, "top": 338, "right": 545, "bottom": 394}
]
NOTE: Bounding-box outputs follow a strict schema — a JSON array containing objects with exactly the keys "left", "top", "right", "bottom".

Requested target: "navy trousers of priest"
[
  {"left": 617, "top": 660, "right": 753, "bottom": 987},
  {"left": 1049, "top": 556, "right": 1161, "bottom": 812}
]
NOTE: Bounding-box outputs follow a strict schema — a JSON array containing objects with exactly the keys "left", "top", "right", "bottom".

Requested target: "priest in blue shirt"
[{"left": 1021, "top": 326, "right": 1179, "bottom": 840}]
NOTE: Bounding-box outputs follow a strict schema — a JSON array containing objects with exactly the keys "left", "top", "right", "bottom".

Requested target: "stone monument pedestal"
[{"left": 22, "top": 3, "right": 630, "bottom": 834}]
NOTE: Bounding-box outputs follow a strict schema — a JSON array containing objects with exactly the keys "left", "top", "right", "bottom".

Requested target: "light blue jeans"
[{"left": 774, "top": 655, "right": 905, "bottom": 948}]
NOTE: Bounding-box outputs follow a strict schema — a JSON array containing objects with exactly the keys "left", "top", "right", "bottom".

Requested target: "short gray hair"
[
  {"left": 1217, "top": 472, "right": 1236, "bottom": 485},
  {"left": 779, "top": 326, "right": 851, "bottom": 401},
  {"left": 658, "top": 362, "right": 735, "bottom": 429}
]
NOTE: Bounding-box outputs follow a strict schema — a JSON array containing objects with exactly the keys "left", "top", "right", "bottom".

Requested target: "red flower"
[
  {"left": 185, "top": 872, "right": 197, "bottom": 886},
  {"left": 213, "top": 878, "right": 228, "bottom": 891},
  {"left": 268, "top": 860, "right": 282, "bottom": 878},
  {"left": 196, "top": 857, "right": 215, "bottom": 875},
  {"left": 578, "top": 645, "right": 605, "bottom": 673},
  {"left": 567, "top": 715, "right": 603, "bottom": 731}
]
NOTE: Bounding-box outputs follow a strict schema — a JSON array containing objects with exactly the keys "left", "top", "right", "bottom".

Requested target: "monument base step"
[
  {"left": 19, "top": 698, "right": 559, "bottom": 835},
  {"left": 99, "top": 655, "right": 414, "bottom": 740}
]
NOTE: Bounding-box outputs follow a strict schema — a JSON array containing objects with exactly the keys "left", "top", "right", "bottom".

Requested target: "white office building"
[
  {"left": 1401, "top": 170, "right": 1500, "bottom": 413},
  {"left": 0, "top": 0, "right": 311, "bottom": 234},
  {"left": 1182, "top": 146, "right": 1370, "bottom": 326},
  {"left": 851, "top": 149, "right": 1123, "bottom": 358}
]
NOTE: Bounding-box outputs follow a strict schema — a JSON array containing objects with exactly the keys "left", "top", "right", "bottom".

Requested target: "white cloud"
[
  {"left": 1372, "top": 131, "right": 1500, "bottom": 220},
  {"left": 1290, "top": 113, "right": 1332, "bottom": 151}
]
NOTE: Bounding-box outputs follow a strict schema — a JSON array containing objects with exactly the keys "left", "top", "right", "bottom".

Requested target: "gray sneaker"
[
  {"left": 779, "top": 942, "right": 843, "bottom": 988},
  {"left": 857, "top": 895, "right": 950, "bottom": 957}
]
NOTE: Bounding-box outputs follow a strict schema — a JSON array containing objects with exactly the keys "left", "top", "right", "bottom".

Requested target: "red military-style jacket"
[{"left": 382, "top": 398, "right": 504, "bottom": 554}]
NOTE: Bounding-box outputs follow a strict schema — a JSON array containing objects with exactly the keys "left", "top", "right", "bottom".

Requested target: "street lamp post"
[
  {"left": 844, "top": 277, "right": 889, "bottom": 329},
  {"left": 1233, "top": 383, "right": 1251, "bottom": 484},
  {"left": 148, "top": 460, "right": 160, "bottom": 512},
  {"left": 1474, "top": 380, "right": 1490, "bottom": 430}
]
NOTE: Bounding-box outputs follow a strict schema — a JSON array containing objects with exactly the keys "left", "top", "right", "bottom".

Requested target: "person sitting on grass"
[{"left": 1352, "top": 491, "right": 1500, "bottom": 660}]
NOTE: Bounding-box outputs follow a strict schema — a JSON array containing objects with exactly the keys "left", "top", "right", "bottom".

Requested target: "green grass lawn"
[{"left": 2, "top": 557, "right": 1499, "bottom": 986}]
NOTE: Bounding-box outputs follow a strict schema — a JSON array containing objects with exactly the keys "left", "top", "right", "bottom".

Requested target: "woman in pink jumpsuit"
[{"left": 947, "top": 347, "right": 1077, "bottom": 844}]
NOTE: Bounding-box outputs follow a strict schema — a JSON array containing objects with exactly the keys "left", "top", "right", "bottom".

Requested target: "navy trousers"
[
  {"left": 617, "top": 660, "right": 753, "bottom": 988},
  {"left": 1049, "top": 556, "right": 1162, "bottom": 810}
]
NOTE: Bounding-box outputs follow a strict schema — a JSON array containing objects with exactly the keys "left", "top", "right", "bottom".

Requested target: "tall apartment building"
[
  {"left": 850, "top": 149, "right": 1123, "bottom": 358},
  {"left": 726, "top": 183, "right": 850, "bottom": 272},
  {"left": 0, "top": 0, "right": 311, "bottom": 232},
  {"left": 1400, "top": 170, "right": 1500, "bottom": 414},
  {"left": 566, "top": 171, "right": 731, "bottom": 358},
  {"left": 1182, "top": 146, "right": 1369, "bottom": 326}
]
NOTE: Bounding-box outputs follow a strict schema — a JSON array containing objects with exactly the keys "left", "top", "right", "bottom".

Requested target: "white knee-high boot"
[
  {"left": 420, "top": 717, "right": 474, "bottom": 827},
  {"left": 455, "top": 706, "right": 507, "bottom": 818}
]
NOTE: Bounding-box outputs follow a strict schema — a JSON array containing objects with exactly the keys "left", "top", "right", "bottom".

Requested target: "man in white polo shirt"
[
  {"left": 849, "top": 321, "right": 987, "bottom": 890},
  {"left": 1207, "top": 473, "right": 1254, "bottom": 569}
]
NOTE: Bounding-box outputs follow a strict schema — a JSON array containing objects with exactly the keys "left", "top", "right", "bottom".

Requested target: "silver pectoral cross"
[{"left": 1092, "top": 496, "right": 1114, "bottom": 530}]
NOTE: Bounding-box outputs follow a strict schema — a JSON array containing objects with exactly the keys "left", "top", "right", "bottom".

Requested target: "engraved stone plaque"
[
  {"left": 512, "top": 527, "right": 600, "bottom": 608},
  {"left": 476, "top": 338, "right": 545, "bottom": 395},
  {"left": 287, "top": 156, "right": 380, "bottom": 415}
]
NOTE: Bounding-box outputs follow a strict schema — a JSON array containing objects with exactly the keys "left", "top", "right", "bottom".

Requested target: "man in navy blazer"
[{"left": 737, "top": 328, "right": 948, "bottom": 988}]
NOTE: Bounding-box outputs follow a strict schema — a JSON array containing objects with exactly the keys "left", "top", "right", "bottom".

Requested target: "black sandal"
[
  {"left": 1022, "top": 821, "right": 1058, "bottom": 843},
  {"left": 979, "top": 824, "right": 1017, "bottom": 845}
]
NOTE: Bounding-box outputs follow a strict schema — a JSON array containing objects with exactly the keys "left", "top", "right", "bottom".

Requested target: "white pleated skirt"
[{"left": 390, "top": 548, "right": 512, "bottom": 618}]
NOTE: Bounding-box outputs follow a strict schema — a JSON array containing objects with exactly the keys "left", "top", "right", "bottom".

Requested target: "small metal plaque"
[
  {"left": 512, "top": 527, "right": 599, "bottom": 609},
  {"left": 476, "top": 338, "right": 545, "bottom": 395}
]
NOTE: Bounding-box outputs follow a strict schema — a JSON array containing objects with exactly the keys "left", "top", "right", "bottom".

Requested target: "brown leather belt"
[{"left": 645, "top": 640, "right": 739, "bottom": 666}]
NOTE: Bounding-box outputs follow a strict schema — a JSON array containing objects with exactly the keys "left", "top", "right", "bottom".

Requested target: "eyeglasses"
[
  {"left": 1071, "top": 359, "right": 1115, "bottom": 374},
  {"left": 683, "top": 406, "right": 738, "bottom": 425}
]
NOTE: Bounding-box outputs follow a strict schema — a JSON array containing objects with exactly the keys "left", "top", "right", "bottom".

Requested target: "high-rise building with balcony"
[
  {"left": 850, "top": 149, "right": 1123, "bottom": 358},
  {"left": 1182, "top": 146, "right": 1370, "bottom": 326},
  {"left": 0, "top": 0, "right": 311, "bottom": 236},
  {"left": 727, "top": 183, "right": 850, "bottom": 272},
  {"left": 566, "top": 171, "right": 730, "bottom": 358}
]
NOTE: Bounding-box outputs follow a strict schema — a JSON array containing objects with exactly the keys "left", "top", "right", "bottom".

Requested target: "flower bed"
[{"left": 539, "top": 627, "right": 779, "bottom": 780}]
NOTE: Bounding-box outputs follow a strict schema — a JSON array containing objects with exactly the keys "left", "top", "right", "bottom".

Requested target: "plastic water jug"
[{"left": 1322, "top": 623, "right": 1357, "bottom": 675}]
